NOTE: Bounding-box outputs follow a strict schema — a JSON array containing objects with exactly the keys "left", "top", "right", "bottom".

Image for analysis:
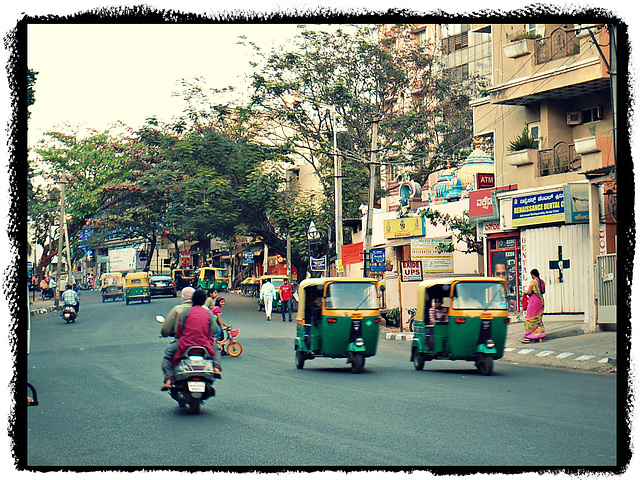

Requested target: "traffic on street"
[{"left": 25, "top": 290, "right": 618, "bottom": 469}]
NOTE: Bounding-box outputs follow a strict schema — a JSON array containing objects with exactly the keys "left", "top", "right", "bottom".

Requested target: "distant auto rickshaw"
[
  {"left": 294, "top": 277, "right": 383, "bottom": 374},
  {"left": 124, "top": 271, "right": 151, "bottom": 305},
  {"left": 257, "top": 275, "right": 290, "bottom": 312},
  {"left": 194, "top": 267, "right": 229, "bottom": 291},
  {"left": 410, "top": 276, "right": 509, "bottom": 376},
  {"left": 100, "top": 272, "right": 124, "bottom": 302},
  {"left": 172, "top": 268, "right": 194, "bottom": 290}
]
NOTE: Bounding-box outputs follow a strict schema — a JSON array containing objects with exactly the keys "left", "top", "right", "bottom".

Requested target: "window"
[
  {"left": 581, "top": 106, "right": 603, "bottom": 124},
  {"left": 415, "top": 28, "right": 427, "bottom": 47},
  {"left": 527, "top": 122, "right": 541, "bottom": 149}
]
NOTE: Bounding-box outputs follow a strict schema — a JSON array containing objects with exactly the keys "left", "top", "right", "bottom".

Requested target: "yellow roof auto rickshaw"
[
  {"left": 194, "top": 267, "right": 229, "bottom": 291},
  {"left": 124, "top": 271, "right": 151, "bottom": 305},
  {"left": 257, "top": 275, "right": 290, "bottom": 312},
  {"left": 172, "top": 268, "right": 194, "bottom": 290},
  {"left": 294, "top": 277, "right": 383, "bottom": 373},
  {"left": 100, "top": 272, "right": 124, "bottom": 302},
  {"left": 410, "top": 276, "right": 509, "bottom": 376}
]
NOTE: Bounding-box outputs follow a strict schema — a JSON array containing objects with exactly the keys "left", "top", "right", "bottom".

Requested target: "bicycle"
[{"left": 218, "top": 323, "right": 242, "bottom": 357}]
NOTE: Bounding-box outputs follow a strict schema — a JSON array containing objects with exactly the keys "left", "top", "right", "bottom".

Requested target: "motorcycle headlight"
[
  {"left": 485, "top": 339, "right": 496, "bottom": 349},
  {"left": 355, "top": 337, "right": 365, "bottom": 347}
]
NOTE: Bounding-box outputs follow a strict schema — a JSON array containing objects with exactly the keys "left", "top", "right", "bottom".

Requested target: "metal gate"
[{"left": 596, "top": 254, "right": 617, "bottom": 324}]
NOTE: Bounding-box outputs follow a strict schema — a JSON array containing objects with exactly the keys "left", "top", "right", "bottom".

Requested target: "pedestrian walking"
[
  {"left": 522, "top": 268, "right": 546, "bottom": 343},
  {"left": 260, "top": 277, "right": 276, "bottom": 321},
  {"left": 280, "top": 278, "right": 293, "bottom": 322}
]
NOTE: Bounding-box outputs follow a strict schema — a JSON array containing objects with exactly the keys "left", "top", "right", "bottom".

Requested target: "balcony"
[
  {"left": 538, "top": 141, "right": 581, "bottom": 177},
  {"left": 534, "top": 28, "right": 580, "bottom": 65}
]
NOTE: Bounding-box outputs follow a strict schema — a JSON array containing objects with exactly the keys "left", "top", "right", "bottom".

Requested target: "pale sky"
[{"left": 27, "top": 23, "right": 308, "bottom": 145}]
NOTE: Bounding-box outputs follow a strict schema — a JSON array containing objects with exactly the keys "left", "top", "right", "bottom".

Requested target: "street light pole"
[{"left": 55, "top": 176, "right": 67, "bottom": 308}]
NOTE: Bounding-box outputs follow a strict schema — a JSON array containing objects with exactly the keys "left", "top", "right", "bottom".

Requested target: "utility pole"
[
  {"left": 332, "top": 107, "right": 343, "bottom": 277},
  {"left": 364, "top": 120, "right": 379, "bottom": 277},
  {"left": 55, "top": 176, "right": 67, "bottom": 308}
]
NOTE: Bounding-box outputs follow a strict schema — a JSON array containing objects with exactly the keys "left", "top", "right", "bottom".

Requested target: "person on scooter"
[
  {"left": 161, "top": 287, "right": 194, "bottom": 390},
  {"left": 61, "top": 283, "right": 80, "bottom": 314},
  {"left": 162, "top": 288, "right": 221, "bottom": 390}
]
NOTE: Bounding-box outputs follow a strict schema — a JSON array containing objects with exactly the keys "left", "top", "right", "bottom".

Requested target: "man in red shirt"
[{"left": 280, "top": 278, "right": 293, "bottom": 322}]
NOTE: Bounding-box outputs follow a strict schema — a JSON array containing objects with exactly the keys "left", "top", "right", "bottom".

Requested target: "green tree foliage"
[{"left": 418, "top": 208, "right": 482, "bottom": 254}]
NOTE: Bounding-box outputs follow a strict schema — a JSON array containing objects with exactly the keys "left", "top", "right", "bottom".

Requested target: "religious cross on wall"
[{"left": 549, "top": 246, "right": 571, "bottom": 283}]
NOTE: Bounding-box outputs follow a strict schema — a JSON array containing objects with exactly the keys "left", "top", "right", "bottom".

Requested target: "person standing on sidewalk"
[
  {"left": 260, "top": 278, "right": 276, "bottom": 321},
  {"left": 522, "top": 269, "right": 546, "bottom": 343},
  {"left": 280, "top": 278, "right": 293, "bottom": 322}
]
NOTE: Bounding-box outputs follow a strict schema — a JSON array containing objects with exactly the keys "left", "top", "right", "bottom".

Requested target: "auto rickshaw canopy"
[{"left": 125, "top": 271, "right": 150, "bottom": 287}]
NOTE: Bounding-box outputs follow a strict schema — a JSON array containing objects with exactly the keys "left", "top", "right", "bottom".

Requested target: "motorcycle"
[
  {"left": 61, "top": 303, "right": 78, "bottom": 323},
  {"left": 156, "top": 315, "right": 218, "bottom": 414},
  {"left": 407, "top": 307, "right": 417, "bottom": 332},
  {"left": 41, "top": 287, "right": 54, "bottom": 300},
  {"left": 218, "top": 323, "right": 242, "bottom": 357}
]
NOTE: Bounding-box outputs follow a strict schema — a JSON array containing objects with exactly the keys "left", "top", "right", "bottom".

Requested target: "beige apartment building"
[{"left": 470, "top": 23, "right": 618, "bottom": 331}]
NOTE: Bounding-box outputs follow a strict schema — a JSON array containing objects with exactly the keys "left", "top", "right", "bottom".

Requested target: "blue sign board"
[
  {"left": 512, "top": 190, "right": 565, "bottom": 227},
  {"left": 370, "top": 248, "right": 386, "bottom": 272}
]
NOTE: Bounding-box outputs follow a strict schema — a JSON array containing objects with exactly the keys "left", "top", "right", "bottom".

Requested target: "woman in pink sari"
[{"left": 522, "top": 269, "right": 546, "bottom": 343}]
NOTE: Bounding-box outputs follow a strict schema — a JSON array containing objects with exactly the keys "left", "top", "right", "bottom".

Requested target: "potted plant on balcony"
[
  {"left": 506, "top": 128, "right": 537, "bottom": 166},
  {"left": 574, "top": 124, "right": 601, "bottom": 155},
  {"left": 504, "top": 31, "right": 541, "bottom": 58}
]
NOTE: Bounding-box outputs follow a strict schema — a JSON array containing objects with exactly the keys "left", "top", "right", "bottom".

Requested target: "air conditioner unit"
[{"left": 566, "top": 111, "right": 582, "bottom": 126}]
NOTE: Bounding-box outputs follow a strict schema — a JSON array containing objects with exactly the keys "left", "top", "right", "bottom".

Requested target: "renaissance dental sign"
[{"left": 512, "top": 190, "right": 565, "bottom": 227}]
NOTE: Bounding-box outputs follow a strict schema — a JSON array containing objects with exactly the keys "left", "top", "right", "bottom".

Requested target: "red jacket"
[{"left": 173, "top": 305, "right": 216, "bottom": 364}]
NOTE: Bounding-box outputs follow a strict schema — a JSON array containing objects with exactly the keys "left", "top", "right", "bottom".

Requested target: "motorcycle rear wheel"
[
  {"left": 228, "top": 341, "right": 242, "bottom": 357},
  {"left": 187, "top": 401, "right": 201, "bottom": 414}
]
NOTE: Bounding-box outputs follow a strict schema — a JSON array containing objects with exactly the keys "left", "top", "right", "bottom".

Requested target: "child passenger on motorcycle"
[{"left": 161, "top": 288, "right": 222, "bottom": 390}]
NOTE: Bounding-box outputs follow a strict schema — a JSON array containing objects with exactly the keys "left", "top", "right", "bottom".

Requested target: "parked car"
[{"left": 150, "top": 274, "right": 177, "bottom": 297}]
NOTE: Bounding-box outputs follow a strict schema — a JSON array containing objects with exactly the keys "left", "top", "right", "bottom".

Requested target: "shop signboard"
[
  {"left": 512, "top": 190, "right": 565, "bottom": 227},
  {"left": 469, "top": 189, "right": 498, "bottom": 222},
  {"left": 384, "top": 216, "right": 425, "bottom": 239},
  {"left": 401, "top": 261, "right": 423, "bottom": 282},
  {"left": 563, "top": 183, "right": 589, "bottom": 224},
  {"left": 410, "top": 238, "right": 454, "bottom": 273}
]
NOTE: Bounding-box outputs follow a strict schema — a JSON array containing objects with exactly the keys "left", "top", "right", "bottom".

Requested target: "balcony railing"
[
  {"left": 534, "top": 28, "right": 580, "bottom": 65},
  {"left": 538, "top": 141, "right": 581, "bottom": 176}
]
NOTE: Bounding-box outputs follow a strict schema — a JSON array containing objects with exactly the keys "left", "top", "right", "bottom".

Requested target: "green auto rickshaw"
[
  {"left": 194, "top": 267, "right": 229, "bottom": 291},
  {"left": 410, "top": 276, "right": 509, "bottom": 376},
  {"left": 124, "top": 271, "right": 151, "bottom": 305},
  {"left": 294, "top": 277, "right": 383, "bottom": 374}
]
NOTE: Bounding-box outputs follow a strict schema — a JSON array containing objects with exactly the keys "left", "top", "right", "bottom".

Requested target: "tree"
[{"left": 418, "top": 208, "right": 483, "bottom": 255}]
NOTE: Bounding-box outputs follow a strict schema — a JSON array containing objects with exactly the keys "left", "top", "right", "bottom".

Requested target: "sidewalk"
[{"left": 382, "top": 315, "right": 617, "bottom": 374}]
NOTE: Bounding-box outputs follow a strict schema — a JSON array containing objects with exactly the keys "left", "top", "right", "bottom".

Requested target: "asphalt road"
[{"left": 25, "top": 291, "right": 618, "bottom": 470}]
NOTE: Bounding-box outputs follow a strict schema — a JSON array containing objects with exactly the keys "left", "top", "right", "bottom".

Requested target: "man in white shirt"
[{"left": 259, "top": 278, "right": 277, "bottom": 321}]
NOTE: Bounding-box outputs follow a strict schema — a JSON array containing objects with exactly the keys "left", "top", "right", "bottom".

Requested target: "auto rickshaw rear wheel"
[
  {"left": 413, "top": 349, "right": 425, "bottom": 370},
  {"left": 295, "top": 349, "right": 305, "bottom": 369},
  {"left": 351, "top": 353, "right": 365, "bottom": 374},
  {"left": 476, "top": 353, "right": 493, "bottom": 376}
]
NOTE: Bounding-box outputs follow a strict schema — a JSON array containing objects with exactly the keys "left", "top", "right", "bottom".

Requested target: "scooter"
[
  {"left": 156, "top": 315, "right": 217, "bottom": 414},
  {"left": 61, "top": 303, "right": 77, "bottom": 323},
  {"left": 407, "top": 307, "right": 417, "bottom": 332},
  {"left": 41, "top": 288, "right": 54, "bottom": 300}
]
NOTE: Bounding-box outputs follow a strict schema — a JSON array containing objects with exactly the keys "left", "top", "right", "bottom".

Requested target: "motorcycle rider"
[
  {"left": 161, "top": 288, "right": 222, "bottom": 390},
  {"left": 61, "top": 283, "right": 80, "bottom": 314}
]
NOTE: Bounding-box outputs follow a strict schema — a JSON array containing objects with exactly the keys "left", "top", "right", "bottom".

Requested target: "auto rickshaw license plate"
[
  {"left": 480, "top": 313, "right": 493, "bottom": 320},
  {"left": 188, "top": 381, "right": 205, "bottom": 393},
  {"left": 351, "top": 312, "right": 364, "bottom": 320}
]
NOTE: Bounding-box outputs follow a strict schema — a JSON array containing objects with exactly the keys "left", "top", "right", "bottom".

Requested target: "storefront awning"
[{"left": 384, "top": 238, "right": 413, "bottom": 248}]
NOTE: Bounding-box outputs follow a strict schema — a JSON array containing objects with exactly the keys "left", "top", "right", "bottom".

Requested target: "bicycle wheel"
[{"left": 228, "top": 341, "right": 243, "bottom": 357}]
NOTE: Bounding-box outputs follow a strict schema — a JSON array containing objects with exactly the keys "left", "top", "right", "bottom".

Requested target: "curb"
[{"left": 30, "top": 306, "right": 58, "bottom": 317}]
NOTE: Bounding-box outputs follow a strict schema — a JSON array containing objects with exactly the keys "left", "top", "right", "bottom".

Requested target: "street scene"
[{"left": 17, "top": 12, "right": 629, "bottom": 476}]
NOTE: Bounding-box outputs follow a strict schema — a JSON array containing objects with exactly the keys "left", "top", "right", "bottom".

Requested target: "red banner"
[{"left": 341, "top": 242, "right": 363, "bottom": 266}]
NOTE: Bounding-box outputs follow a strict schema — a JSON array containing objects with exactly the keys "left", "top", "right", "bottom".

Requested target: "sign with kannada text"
[
  {"left": 310, "top": 256, "right": 327, "bottom": 272},
  {"left": 384, "top": 216, "right": 425, "bottom": 239},
  {"left": 469, "top": 189, "right": 497, "bottom": 221},
  {"left": 512, "top": 190, "right": 565, "bottom": 227}
]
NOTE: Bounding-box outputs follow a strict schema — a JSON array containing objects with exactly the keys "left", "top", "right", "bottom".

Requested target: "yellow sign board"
[{"left": 384, "top": 216, "right": 425, "bottom": 239}]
